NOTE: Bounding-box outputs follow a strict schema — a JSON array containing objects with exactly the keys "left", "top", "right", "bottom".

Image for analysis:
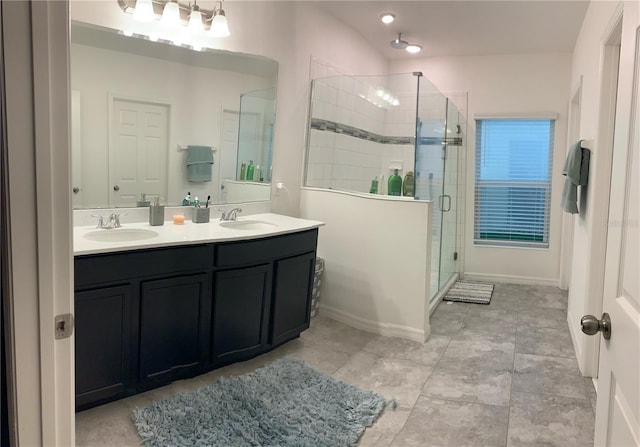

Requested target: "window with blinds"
[{"left": 474, "top": 119, "right": 555, "bottom": 248}]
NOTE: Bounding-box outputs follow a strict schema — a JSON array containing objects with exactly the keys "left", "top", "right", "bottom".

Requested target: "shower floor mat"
[{"left": 443, "top": 280, "right": 494, "bottom": 304}]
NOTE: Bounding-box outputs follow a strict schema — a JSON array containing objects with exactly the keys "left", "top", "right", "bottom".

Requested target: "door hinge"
[
  {"left": 453, "top": 252, "right": 458, "bottom": 261},
  {"left": 55, "top": 313, "right": 74, "bottom": 340}
]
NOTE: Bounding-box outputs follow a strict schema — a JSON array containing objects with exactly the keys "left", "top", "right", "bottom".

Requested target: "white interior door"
[
  {"left": 592, "top": 23, "right": 640, "bottom": 447},
  {"left": 110, "top": 99, "right": 169, "bottom": 207},
  {"left": 220, "top": 110, "right": 240, "bottom": 202}
]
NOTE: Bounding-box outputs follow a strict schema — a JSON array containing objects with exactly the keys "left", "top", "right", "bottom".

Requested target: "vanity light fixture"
[
  {"left": 117, "top": 0, "right": 231, "bottom": 50},
  {"left": 380, "top": 13, "right": 395, "bottom": 24},
  {"left": 209, "top": 0, "right": 230, "bottom": 38}
]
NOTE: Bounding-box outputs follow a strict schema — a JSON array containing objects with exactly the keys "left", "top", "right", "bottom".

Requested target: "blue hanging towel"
[{"left": 186, "top": 146, "right": 214, "bottom": 182}]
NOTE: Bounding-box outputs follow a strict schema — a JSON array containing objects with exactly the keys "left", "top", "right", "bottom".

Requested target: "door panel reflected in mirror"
[{"left": 70, "top": 21, "right": 278, "bottom": 209}]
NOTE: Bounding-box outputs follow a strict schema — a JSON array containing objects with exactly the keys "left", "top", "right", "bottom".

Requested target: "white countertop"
[{"left": 74, "top": 213, "right": 325, "bottom": 256}]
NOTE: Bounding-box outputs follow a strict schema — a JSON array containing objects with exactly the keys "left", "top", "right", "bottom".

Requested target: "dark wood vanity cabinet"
[
  {"left": 74, "top": 284, "right": 133, "bottom": 408},
  {"left": 270, "top": 252, "right": 316, "bottom": 346},
  {"left": 138, "top": 274, "right": 211, "bottom": 388},
  {"left": 74, "top": 229, "right": 318, "bottom": 410},
  {"left": 212, "top": 265, "right": 272, "bottom": 365}
]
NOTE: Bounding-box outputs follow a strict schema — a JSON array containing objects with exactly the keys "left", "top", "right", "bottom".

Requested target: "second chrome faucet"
[{"left": 218, "top": 207, "right": 242, "bottom": 221}]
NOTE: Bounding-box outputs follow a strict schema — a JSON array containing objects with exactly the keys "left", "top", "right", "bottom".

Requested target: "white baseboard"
[
  {"left": 567, "top": 313, "right": 585, "bottom": 373},
  {"left": 319, "top": 305, "right": 426, "bottom": 343},
  {"left": 463, "top": 272, "right": 559, "bottom": 287}
]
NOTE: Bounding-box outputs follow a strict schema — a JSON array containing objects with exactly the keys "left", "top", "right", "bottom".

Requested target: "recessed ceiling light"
[
  {"left": 406, "top": 44, "right": 422, "bottom": 54},
  {"left": 380, "top": 13, "right": 395, "bottom": 24}
]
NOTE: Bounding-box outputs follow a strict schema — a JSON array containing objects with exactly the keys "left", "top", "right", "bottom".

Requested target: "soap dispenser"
[
  {"left": 388, "top": 169, "right": 402, "bottom": 196},
  {"left": 149, "top": 196, "right": 165, "bottom": 226}
]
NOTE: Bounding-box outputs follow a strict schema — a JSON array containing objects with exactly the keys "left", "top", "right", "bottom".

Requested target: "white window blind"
[{"left": 474, "top": 119, "right": 555, "bottom": 248}]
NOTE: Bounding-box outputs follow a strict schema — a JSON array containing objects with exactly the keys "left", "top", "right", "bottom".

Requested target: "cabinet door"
[
  {"left": 75, "top": 285, "right": 132, "bottom": 409},
  {"left": 139, "top": 274, "right": 211, "bottom": 386},
  {"left": 212, "top": 265, "right": 271, "bottom": 364},
  {"left": 270, "top": 252, "right": 315, "bottom": 346}
]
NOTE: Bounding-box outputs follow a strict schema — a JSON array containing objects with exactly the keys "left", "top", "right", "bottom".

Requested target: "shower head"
[{"left": 390, "top": 33, "right": 409, "bottom": 49}]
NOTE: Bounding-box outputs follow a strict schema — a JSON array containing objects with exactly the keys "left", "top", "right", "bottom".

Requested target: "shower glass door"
[
  {"left": 414, "top": 92, "right": 448, "bottom": 299},
  {"left": 438, "top": 98, "right": 460, "bottom": 290}
]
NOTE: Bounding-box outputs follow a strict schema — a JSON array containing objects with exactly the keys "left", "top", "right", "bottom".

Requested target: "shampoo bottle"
[
  {"left": 403, "top": 171, "right": 415, "bottom": 197},
  {"left": 369, "top": 176, "right": 378, "bottom": 194},
  {"left": 388, "top": 169, "right": 402, "bottom": 196},
  {"left": 378, "top": 174, "right": 386, "bottom": 195},
  {"left": 247, "top": 160, "right": 255, "bottom": 181},
  {"left": 240, "top": 162, "right": 246, "bottom": 180}
]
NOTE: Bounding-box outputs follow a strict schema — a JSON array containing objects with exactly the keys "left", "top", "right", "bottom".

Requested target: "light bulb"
[
  {"left": 209, "top": 10, "right": 230, "bottom": 38},
  {"left": 406, "top": 44, "right": 422, "bottom": 54},
  {"left": 161, "top": 1, "right": 181, "bottom": 28},
  {"left": 380, "top": 13, "right": 395, "bottom": 24},
  {"left": 188, "top": 7, "right": 204, "bottom": 34},
  {"left": 132, "top": 0, "right": 155, "bottom": 22}
]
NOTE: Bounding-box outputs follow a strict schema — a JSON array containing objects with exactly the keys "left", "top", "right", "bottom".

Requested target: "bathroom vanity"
[{"left": 73, "top": 214, "right": 322, "bottom": 410}]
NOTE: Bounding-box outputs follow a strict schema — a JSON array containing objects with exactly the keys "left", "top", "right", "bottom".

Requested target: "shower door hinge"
[{"left": 453, "top": 252, "right": 458, "bottom": 261}]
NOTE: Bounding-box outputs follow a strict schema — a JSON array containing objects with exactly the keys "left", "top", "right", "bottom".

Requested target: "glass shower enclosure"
[{"left": 305, "top": 73, "right": 467, "bottom": 301}]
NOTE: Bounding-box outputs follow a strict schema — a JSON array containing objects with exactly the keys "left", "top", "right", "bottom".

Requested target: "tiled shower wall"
[{"left": 306, "top": 70, "right": 418, "bottom": 193}]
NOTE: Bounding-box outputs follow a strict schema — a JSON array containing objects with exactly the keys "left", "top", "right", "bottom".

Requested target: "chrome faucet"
[
  {"left": 91, "top": 213, "right": 125, "bottom": 229},
  {"left": 218, "top": 207, "right": 242, "bottom": 221}
]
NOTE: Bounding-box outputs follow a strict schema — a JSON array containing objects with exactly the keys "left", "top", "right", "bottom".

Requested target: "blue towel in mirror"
[{"left": 186, "top": 146, "right": 214, "bottom": 182}]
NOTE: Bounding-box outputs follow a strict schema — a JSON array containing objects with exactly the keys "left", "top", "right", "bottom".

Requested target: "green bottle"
[
  {"left": 403, "top": 171, "right": 415, "bottom": 197},
  {"left": 388, "top": 169, "right": 402, "bottom": 196},
  {"left": 239, "top": 162, "right": 246, "bottom": 180},
  {"left": 369, "top": 176, "right": 378, "bottom": 194},
  {"left": 247, "top": 160, "right": 255, "bottom": 181}
]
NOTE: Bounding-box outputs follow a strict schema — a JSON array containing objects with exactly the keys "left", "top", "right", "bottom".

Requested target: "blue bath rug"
[{"left": 132, "top": 357, "right": 391, "bottom": 447}]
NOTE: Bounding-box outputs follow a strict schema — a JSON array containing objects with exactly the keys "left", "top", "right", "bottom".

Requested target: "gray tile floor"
[{"left": 76, "top": 283, "right": 596, "bottom": 446}]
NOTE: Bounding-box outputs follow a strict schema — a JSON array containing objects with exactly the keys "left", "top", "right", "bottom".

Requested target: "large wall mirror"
[{"left": 70, "top": 21, "right": 278, "bottom": 209}]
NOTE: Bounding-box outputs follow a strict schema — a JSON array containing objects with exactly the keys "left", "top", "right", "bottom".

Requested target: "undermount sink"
[
  {"left": 84, "top": 228, "right": 159, "bottom": 242},
  {"left": 219, "top": 220, "right": 278, "bottom": 231}
]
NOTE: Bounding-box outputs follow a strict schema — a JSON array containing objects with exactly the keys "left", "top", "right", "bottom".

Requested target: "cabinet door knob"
[
  {"left": 113, "top": 185, "right": 120, "bottom": 191},
  {"left": 73, "top": 186, "right": 80, "bottom": 194}
]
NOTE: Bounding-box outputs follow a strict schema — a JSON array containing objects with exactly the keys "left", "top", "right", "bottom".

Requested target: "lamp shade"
[
  {"left": 161, "top": 1, "right": 181, "bottom": 28},
  {"left": 132, "top": 0, "right": 155, "bottom": 22},
  {"left": 188, "top": 7, "right": 204, "bottom": 34},
  {"left": 209, "top": 11, "right": 230, "bottom": 38}
]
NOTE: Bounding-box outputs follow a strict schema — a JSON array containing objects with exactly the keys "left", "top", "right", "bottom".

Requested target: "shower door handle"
[{"left": 439, "top": 195, "right": 451, "bottom": 212}]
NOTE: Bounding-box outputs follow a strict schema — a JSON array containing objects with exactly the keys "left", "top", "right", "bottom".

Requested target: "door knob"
[
  {"left": 72, "top": 186, "right": 80, "bottom": 194},
  {"left": 113, "top": 185, "right": 120, "bottom": 191},
  {"left": 581, "top": 313, "right": 611, "bottom": 340}
]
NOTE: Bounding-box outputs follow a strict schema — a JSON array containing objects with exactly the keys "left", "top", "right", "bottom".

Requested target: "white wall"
[
  {"left": 392, "top": 53, "right": 572, "bottom": 285},
  {"left": 71, "top": 43, "right": 271, "bottom": 207},
  {"left": 300, "top": 188, "right": 432, "bottom": 341},
  {"left": 70, "top": 0, "right": 388, "bottom": 216},
  {"left": 565, "top": 1, "right": 631, "bottom": 376}
]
